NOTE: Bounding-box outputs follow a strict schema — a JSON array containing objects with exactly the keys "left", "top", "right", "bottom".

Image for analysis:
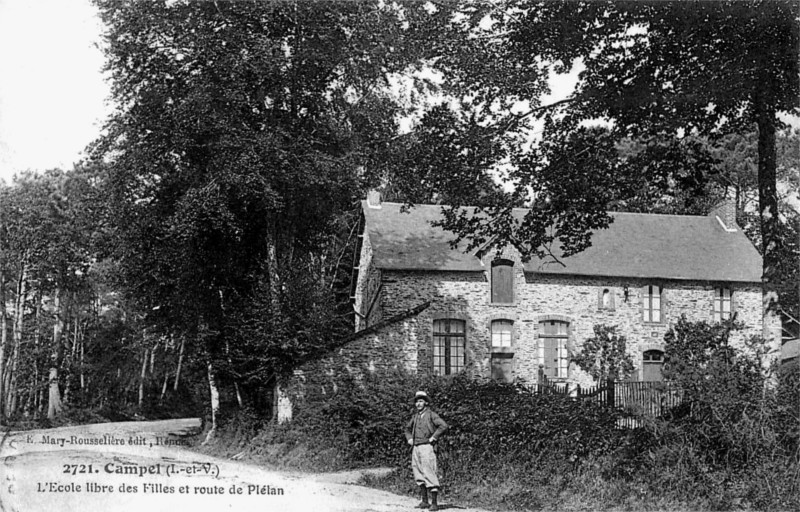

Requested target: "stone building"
[{"left": 278, "top": 193, "right": 780, "bottom": 421}]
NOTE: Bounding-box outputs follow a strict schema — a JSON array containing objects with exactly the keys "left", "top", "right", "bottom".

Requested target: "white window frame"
[
  {"left": 643, "top": 284, "right": 663, "bottom": 323},
  {"left": 491, "top": 319, "right": 513, "bottom": 349},
  {"left": 538, "top": 320, "right": 569, "bottom": 379},
  {"left": 713, "top": 286, "right": 733, "bottom": 323}
]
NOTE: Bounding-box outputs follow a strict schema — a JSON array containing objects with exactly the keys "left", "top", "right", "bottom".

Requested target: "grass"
[
  {"left": 195, "top": 366, "right": 800, "bottom": 512},
  {"left": 197, "top": 410, "right": 799, "bottom": 512},
  {"left": 358, "top": 455, "right": 799, "bottom": 512}
]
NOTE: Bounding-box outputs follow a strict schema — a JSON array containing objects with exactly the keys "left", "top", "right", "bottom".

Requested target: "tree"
[
  {"left": 405, "top": 1, "right": 798, "bottom": 308},
  {"left": 90, "top": 0, "right": 444, "bottom": 431},
  {"left": 0, "top": 169, "right": 101, "bottom": 421},
  {"left": 573, "top": 324, "right": 635, "bottom": 407},
  {"left": 614, "top": 129, "right": 800, "bottom": 321}
]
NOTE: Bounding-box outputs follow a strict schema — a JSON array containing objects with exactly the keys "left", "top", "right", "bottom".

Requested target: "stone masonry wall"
[
  {"left": 284, "top": 316, "right": 422, "bottom": 414},
  {"left": 282, "top": 253, "right": 773, "bottom": 419},
  {"left": 374, "top": 250, "right": 770, "bottom": 386},
  {"left": 353, "top": 232, "right": 382, "bottom": 331}
]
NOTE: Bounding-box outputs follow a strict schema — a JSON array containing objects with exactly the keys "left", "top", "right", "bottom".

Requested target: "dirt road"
[{"left": 0, "top": 419, "right": 482, "bottom": 512}]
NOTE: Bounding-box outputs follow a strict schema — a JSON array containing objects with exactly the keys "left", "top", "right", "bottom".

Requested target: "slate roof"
[{"left": 362, "top": 201, "right": 763, "bottom": 283}]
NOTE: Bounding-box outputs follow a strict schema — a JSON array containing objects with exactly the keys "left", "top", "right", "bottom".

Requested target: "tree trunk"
[
  {"left": 47, "top": 288, "right": 65, "bottom": 420},
  {"left": 6, "top": 263, "right": 27, "bottom": 417},
  {"left": 0, "top": 265, "right": 8, "bottom": 421},
  {"left": 202, "top": 361, "right": 220, "bottom": 445},
  {"left": 63, "top": 312, "right": 76, "bottom": 406},
  {"left": 225, "top": 338, "right": 243, "bottom": 409},
  {"left": 26, "top": 363, "right": 37, "bottom": 418},
  {"left": 47, "top": 367, "right": 62, "bottom": 420},
  {"left": 150, "top": 339, "right": 157, "bottom": 375},
  {"left": 160, "top": 368, "right": 169, "bottom": 403},
  {"left": 265, "top": 234, "right": 282, "bottom": 414},
  {"left": 80, "top": 325, "right": 85, "bottom": 391},
  {"left": 33, "top": 294, "right": 43, "bottom": 418},
  {"left": 173, "top": 335, "right": 185, "bottom": 391},
  {"left": 138, "top": 348, "right": 148, "bottom": 408},
  {"left": 755, "top": 90, "right": 779, "bottom": 300},
  {"left": 606, "top": 377, "right": 616, "bottom": 408},
  {"left": 266, "top": 236, "right": 282, "bottom": 313}
]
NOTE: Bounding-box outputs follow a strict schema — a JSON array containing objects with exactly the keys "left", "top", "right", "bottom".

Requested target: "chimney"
[
  {"left": 709, "top": 199, "right": 738, "bottom": 231},
  {"left": 366, "top": 189, "right": 382, "bottom": 209}
]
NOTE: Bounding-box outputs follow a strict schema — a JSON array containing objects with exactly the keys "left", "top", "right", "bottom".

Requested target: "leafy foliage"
[
  {"left": 662, "top": 316, "right": 795, "bottom": 467},
  {"left": 573, "top": 324, "right": 635, "bottom": 383},
  {"left": 89, "top": 0, "right": 447, "bottom": 402},
  {"left": 395, "top": 0, "right": 799, "bottom": 292},
  {"left": 208, "top": 364, "right": 799, "bottom": 511},
  {"left": 229, "top": 372, "right": 623, "bottom": 472}
]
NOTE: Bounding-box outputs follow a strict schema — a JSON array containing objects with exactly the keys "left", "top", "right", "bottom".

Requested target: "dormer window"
[{"left": 491, "top": 259, "right": 514, "bottom": 304}]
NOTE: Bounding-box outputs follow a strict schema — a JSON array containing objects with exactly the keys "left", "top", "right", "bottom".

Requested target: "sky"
[{"left": 0, "top": 0, "right": 110, "bottom": 184}]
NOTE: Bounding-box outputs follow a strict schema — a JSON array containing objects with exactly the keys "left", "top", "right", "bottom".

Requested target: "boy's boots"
[
  {"left": 415, "top": 485, "right": 429, "bottom": 509},
  {"left": 430, "top": 490, "right": 439, "bottom": 511}
]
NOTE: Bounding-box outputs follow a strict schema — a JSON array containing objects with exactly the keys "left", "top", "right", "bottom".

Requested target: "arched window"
[
  {"left": 491, "top": 259, "right": 514, "bottom": 304},
  {"left": 598, "top": 288, "right": 615, "bottom": 310},
  {"left": 433, "top": 319, "right": 466, "bottom": 376},
  {"left": 642, "top": 350, "right": 664, "bottom": 382}
]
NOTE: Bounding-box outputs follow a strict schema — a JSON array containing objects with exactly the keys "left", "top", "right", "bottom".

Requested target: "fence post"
[{"left": 606, "top": 377, "right": 615, "bottom": 408}]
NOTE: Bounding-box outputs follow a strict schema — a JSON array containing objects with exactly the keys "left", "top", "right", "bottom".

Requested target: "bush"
[
  {"left": 255, "top": 371, "right": 627, "bottom": 475},
  {"left": 661, "top": 316, "right": 796, "bottom": 469},
  {"left": 199, "top": 358, "right": 799, "bottom": 511}
]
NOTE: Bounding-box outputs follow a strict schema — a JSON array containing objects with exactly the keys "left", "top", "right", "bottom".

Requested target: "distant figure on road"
[{"left": 404, "top": 391, "right": 448, "bottom": 510}]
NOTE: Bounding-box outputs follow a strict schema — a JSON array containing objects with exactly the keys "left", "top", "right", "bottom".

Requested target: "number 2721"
[{"left": 62, "top": 464, "right": 95, "bottom": 475}]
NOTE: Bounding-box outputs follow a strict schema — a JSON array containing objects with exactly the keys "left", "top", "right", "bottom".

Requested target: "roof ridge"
[
  {"left": 609, "top": 210, "right": 711, "bottom": 219},
  {"left": 376, "top": 201, "right": 712, "bottom": 220}
]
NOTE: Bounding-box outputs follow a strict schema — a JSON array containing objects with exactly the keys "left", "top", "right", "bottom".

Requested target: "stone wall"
[
  {"left": 281, "top": 243, "right": 775, "bottom": 419},
  {"left": 353, "top": 232, "right": 383, "bottom": 331},
  {"left": 375, "top": 268, "right": 767, "bottom": 380},
  {"left": 283, "top": 314, "right": 423, "bottom": 416}
]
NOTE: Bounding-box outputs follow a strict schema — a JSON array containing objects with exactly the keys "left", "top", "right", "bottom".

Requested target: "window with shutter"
[
  {"left": 491, "top": 259, "right": 514, "bottom": 304},
  {"left": 642, "top": 350, "right": 664, "bottom": 382}
]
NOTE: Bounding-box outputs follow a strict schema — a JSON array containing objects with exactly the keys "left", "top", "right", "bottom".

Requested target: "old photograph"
[{"left": 0, "top": 1, "right": 798, "bottom": 511}]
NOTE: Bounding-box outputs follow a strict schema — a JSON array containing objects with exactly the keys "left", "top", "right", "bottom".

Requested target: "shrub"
[
  {"left": 272, "top": 370, "right": 625, "bottom": 475},
  {"left": 660, "top": 316, "right": 791, "bottom": 469},
  {"left": 202, "top": 356, "right": 798, "bottom": 510},
  {"left": 573, "top": 324, "right": 635, "bottom": 382}
]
